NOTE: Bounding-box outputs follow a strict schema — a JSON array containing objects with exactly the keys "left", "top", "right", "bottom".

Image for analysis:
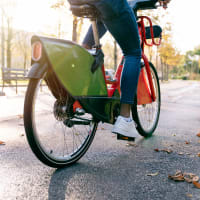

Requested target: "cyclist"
[{"left": 72, "top": 0, "right": 170, "bottom": 138}]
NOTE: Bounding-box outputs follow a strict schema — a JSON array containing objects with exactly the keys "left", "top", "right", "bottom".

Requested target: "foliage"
[
  {"left": 159, "top": 35, "right": 184, "bottom": 67},
  {"left": 51, "top": 0, "right": 66, "bottom": 9}
]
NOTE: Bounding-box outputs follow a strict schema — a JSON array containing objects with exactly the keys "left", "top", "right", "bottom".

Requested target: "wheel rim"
[
  {"left": 31, "top": 79, "right": 96, "bottom": 163},
  {"left": 136, "top": 66, "right": 160, "bottom": 132}
]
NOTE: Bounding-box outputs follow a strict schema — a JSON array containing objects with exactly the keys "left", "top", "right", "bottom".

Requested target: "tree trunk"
[
  {"left": 72, "top": 16, "right": 78, "bottom": 42},
  {"left": 165, "top": 63, "right": 168, "bottom": 81},
  {"left": 161, "top": 59, "right": 164, "bottom": 82},
  {"left": 166, "top": 64, "right": 169, "bottom": 81},
  {"left": 114, "top": 40, "right": 117, "bottom": 70},
  {"left": 148, "top": 46, "right": 153, "bottom": 62},
  {"left": 58, "top": 22, "right": 61, "bottom": 38},
  {"left": 1, "top": 13, "right": 5, "bottom": 71},
  {"left": 156, "top": 47, "right": 159, "bottom": 71},
  {"left": 77, "top": 18, "right": 83, "bottom": 43},
  {"left": 6, "top": 18, "right": 12, "bottom": 69},
  {"left": 24, "top": 54, "right": 27, "bottom": 69}
]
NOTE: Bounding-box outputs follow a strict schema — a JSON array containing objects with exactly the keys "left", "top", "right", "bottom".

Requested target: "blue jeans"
[{"left": 83, "top": 0, "right": 142, "bottom": 104}]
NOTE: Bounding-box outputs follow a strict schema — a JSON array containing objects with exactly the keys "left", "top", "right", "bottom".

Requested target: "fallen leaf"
[
  {"left": 193, "top": 176, "right": 200, "bottom": 182},
  {"left": 20, "top": 133, "right": 25, "bottom": 137},
  {"left": 193, "top": 181, "right": 200, "bottom": 189},
  {"left": 197, "top": 133, "right": 200, "bottom": 137},
  {"left": 185, "top": 141, "right": 190, "bottom": 144},
  {"left": 154, "top": 148, "right": 160, "bottom": 152},
  {"left": 147, "top": 172, "right": 159, "bottom": 176},
  {"left": 172, "top": 134, "right": 176, "bottom": 136},
  {"left": 154, "top": 148, "right": 172, "bottom": 154},
  {"left": 184, "top": 173, "right": 199, "bottom": 183},
  {"left": 126, "top": 142, "right": 137, "bottom": 147},
  {"left": 197, "top": 153, "right": 200, "bottom": 157},
  {"left": 186, "top": 193, "right": 193, "bottom": 198},
  {"left": 0, "top": 141, "right": 5, "bottom": 145},
  {"left": 162, "top": 149, "right": 173, "bottom": 154},
  {"left": 101, "top": 127, "right": 105, "bottom": 130},
  {"left": 169, "top": 171, "right": 200, "bottom": 184},
  {"left": 168, "top": 170, "right": 184, "bottom": 181}
]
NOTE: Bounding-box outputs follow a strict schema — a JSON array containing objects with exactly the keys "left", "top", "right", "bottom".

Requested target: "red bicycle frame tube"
[
  {"left": 106, "top": 57, "right": 124, "bottom": 97},
  {"left": 105, "top": 54, "right": 155, "bottom": 103},
  {"left": 142, "top": 52, "right": 156, "bottom": 101},
  {"left": 101, "top": 15, "right": 160, "bottom": 103}
]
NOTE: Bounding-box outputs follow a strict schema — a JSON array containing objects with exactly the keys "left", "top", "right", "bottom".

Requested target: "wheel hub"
[{"left": 53, "top": 100, "right": 73, "bottom": 121}]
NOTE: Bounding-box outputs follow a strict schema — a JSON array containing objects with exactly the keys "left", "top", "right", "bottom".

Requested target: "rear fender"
[{"left": 30, "top": 35, "right": 107, "bottom": 97}]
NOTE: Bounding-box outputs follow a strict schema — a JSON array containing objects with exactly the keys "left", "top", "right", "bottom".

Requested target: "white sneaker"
[{"left": 112, "top": 116, "right": 140, "bottom": 138}]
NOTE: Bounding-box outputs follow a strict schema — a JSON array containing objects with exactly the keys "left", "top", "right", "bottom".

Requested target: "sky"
[
  {"left": 167, "top": 0, "right": 200, "bottom": 53},
  {"left": 1, "top": 0, "right": 200, "bottom": 53}
]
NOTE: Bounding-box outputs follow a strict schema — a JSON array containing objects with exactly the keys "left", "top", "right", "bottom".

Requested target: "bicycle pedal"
[{"left": 117, "top": 134, "right": 135, "bottom": 141}]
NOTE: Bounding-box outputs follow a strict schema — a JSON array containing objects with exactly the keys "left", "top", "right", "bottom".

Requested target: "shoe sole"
[{"left": 112, "top": 128, "right": 139, "bottom": 138}]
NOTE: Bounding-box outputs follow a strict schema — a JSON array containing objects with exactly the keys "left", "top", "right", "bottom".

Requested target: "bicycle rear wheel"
[
  {"left": 132, "top": 62, "right": 161, "bottom": 137},
  {"left": 24, "top": 70, "right": 98, "bottom": 168}
]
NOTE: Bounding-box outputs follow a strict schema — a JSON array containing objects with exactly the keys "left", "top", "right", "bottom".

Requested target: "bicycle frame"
[
  {"left": 28, "top": 15, "right": 162, "bottom": 124},
  {"left": 81, "top": 15, "right": 162, "bottom": 122},
  {"left": 100, "top": 15, "right": 162, "bottom": 104}
]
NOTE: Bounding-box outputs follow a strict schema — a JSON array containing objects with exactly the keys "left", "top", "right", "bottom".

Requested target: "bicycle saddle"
[
  {"left": 68, "top": 0, "right": 99, "bottom": 18},
  {"left": 69, "top": 0, "right": 158, "bottom": 18}
]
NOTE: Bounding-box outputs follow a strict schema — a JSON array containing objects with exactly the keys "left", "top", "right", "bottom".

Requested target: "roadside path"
[{"left": 0, "top": 80, "right": 199, "bottom": 121}]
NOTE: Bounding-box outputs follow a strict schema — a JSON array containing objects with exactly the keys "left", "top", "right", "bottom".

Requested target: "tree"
[
  {"left": 184, "top": 49, "right": 200, "bottom": 79},
  {"left": 1, "top": 8, "right": 5, "bottom": 70},
  {"left": 193, "top": 46, "right": 200, "bottom": 75},
  {"left": 158, "top": 34, "right": 184, "bottom": 80},
  {"left": 0, "top": 1, "right": 16, "bottom": 70},
  {"left": 15, "top": 31, "right": 31, "bottom": 69},
  {"left": 51, "top": 0, "right": 66, "bottom": 39},
  {"left": 51, "top": 0, "right": 84, "bottom": 42},
  {"left": 6, "top": 16, "right": 13, "bottom": 69},
  {"left": 113, "top": 40, "right": 118, "bottom": 70}
]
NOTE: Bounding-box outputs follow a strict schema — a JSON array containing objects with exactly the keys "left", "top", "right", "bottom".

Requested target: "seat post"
[{"left": 91, "top": 19, "right": 100, "bottom": 47}]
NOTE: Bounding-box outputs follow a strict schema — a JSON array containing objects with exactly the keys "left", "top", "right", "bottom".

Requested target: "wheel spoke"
[
  {"left": 24, "top": 70, "right": 97, "bottom": 168},
  {"left": 133, "top": 63, "right": 160, "bottom": 136}
]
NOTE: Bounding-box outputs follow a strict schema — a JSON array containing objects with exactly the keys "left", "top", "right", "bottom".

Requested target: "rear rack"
[{"left": 138, "top": 16, "right": 162, "bottom": 46}]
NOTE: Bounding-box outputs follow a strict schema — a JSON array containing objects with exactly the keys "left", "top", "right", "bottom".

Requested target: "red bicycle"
[{"left": 24, "top": 0, "right": 162, "bottom": 168}]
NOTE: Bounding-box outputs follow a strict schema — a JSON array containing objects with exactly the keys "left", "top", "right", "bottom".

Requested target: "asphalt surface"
[{"left": 0, "top": 80, "right": 200, "bottom": 200}]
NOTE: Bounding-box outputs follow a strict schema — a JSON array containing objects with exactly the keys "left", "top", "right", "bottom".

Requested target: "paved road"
[{"left": 0, "top": 80, "right": 200, "bottom": 200}]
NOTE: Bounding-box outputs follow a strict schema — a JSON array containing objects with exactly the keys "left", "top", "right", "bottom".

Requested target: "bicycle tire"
[
  {"left": 132, "top": 62, "right": 161, "bottom": 137},
  {"left": 24, "top": 75, "right": 98, "bottom": 168}
]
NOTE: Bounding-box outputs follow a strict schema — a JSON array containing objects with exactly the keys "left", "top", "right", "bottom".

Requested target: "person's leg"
[
  {"left": 82, "top": 20, "right": 107, "bottom": 49},
  {"left": 83, "top": 1, "right": 141, "bottom": 110},
  {"left": 92, "top": 0, "right": 141, "bottom": 137},
  {"left": 82, "top": 0, "right": 141, "bottom": 137},
  {"left": 102, "top": 5, "right": 141, "bottom": 117}
]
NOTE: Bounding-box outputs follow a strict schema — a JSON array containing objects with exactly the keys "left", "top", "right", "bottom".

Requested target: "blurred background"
[{"left": 1, "top": 0, "right": 200, "bottom": 81}]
